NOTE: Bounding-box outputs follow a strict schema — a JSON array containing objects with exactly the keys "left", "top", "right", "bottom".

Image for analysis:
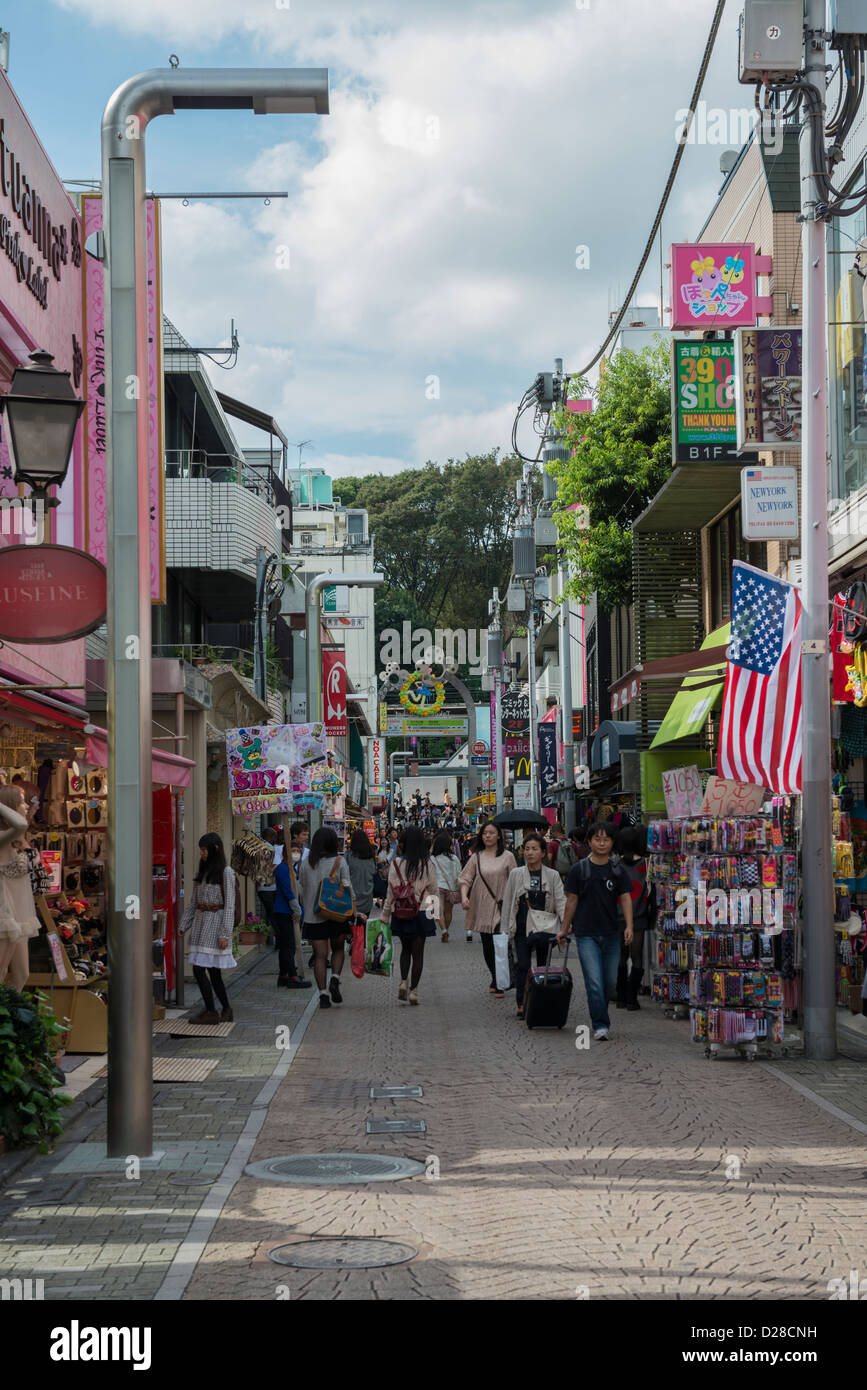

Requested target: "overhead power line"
[{"left": 572, "top": 0, "right": 728, "bottom": 379}]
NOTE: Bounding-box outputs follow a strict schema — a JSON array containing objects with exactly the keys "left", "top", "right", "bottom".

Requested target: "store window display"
[{"left": 0, "top": 783, "right": 41, "bottom": 990}]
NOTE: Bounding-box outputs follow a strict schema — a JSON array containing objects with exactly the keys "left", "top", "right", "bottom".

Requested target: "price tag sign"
[
  {"left": 661, "top": 765, "right": 704, "bottom": 820},
  {"left": 700, "top": 776, "right": 765, "bottom": 818},
  {"left": 47, "top": 932, "right": 68, "bottom": 981}
]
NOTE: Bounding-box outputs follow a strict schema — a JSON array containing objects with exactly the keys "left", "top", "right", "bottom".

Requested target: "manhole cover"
[
  {"left": 366, "top": 1118, "right": 426, "bottom": 1134},
  {"left": 168, "top": 1175, "right": 216, "bottom": 1187},
  {"left": 369, "top": 1085, "right": 423, "bottom": 1099},
  {"left": 244, "top": 1153, "right": 426, "bottom": 1185},
  {"left": 268, "top": 1238, "right": 418, "bottom": 1269}
]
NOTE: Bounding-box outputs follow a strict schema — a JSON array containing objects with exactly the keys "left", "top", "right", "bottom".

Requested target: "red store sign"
[
  {"left": 322, "top": 647, "right": 347, "bottom": 735},
  {"left": 0, "top": 544, "right": 106, "bottom": 641}
]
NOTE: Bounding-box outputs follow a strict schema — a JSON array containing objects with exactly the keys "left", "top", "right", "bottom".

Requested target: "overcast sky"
[{"left": 10, "top": 0, "right": 756, "bottom": 475}]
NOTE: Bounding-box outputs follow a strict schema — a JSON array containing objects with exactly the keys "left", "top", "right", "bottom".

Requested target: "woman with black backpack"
[
  {"left": 381, "top": 825, "right": 439, "bottom": 1005},
  {"left": 178, "top": 832, "right": 238, "bottom": 1024}
]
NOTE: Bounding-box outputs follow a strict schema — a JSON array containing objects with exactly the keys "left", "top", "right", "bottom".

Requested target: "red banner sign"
[
  {"left": 322, "top": 648, "right": 347, "bottom": 735},
  {"left": 0, "top": 544, "right": 106, "bottom": 641}
]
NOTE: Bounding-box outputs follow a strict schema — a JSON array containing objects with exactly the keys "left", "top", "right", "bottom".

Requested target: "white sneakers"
[{"left": 593, "top": 1027, "right": 610, "bottom": 1041}]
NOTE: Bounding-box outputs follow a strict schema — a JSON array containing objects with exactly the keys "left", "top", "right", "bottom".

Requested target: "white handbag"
[
  {"left": 492, "top": 931, "right": 511, "bottom": 991},
  {"left": 523, "top": 868, "right": 559, "bottom": 935}
]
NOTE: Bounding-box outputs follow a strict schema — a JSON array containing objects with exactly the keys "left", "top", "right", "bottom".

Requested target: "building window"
[
  {"left": 828, "top": 209, "right": 867, "bottom": 504},
  {"left": 708, "top": 505, "right": 765, "bottom": 630}
]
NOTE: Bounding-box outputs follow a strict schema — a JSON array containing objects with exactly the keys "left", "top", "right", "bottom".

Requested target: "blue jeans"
[{"left": 575, "top": 934, "right": 621, "bottom": 1032}]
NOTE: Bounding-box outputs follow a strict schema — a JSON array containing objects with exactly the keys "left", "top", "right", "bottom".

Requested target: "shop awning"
[
  {"left": 649, "top": 623, "right": 730, "bottom": 750},
  {"left": 85, "top": 728, "right": 196, "bottom": 789}
]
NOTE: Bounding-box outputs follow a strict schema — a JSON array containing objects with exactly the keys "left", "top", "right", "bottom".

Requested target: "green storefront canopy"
[{"left": 649, "top": 623, "right": 730, "bottom": 750}]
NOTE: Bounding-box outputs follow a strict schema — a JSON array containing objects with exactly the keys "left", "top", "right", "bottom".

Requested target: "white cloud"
[{"left": 59, "top": 0, "right": 753, "bottom": 472}]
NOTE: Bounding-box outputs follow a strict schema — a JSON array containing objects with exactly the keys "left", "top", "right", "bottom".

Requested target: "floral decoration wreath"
[{"left": 399, "top": 669, "right": 445, "bottom": 717}]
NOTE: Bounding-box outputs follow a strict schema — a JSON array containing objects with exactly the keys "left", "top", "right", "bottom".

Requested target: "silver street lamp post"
[{"left": 101, "top": 66, "right": 329, "bottom": 1159}]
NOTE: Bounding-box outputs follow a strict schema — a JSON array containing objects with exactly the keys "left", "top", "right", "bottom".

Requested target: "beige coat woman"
[
  {"left": 500, "top": 864, "right": 566, "bottom": 940},
  {"left": 458, "top": 848, "right": 516, "bottom": 933}
]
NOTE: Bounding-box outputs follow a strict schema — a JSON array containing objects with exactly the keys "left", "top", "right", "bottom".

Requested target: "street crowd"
[{"left": 178, "top": 793, "right": 657, "bottom": 1042}]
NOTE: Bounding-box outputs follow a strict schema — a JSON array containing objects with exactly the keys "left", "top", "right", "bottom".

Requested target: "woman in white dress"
[
  {"left": 178, "top": 832, "right": 237, "bottom": 1024},
  {"left": 0, "top": 783, "right": 38, "bottom": 991}
]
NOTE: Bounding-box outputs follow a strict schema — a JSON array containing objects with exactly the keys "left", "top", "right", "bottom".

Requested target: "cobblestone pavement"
[
  {"left": 3, "top": 920, "right": 867, "bottom": 1301},
  {"left": 0, "top": 942, "right": 311, "bottom": 1301},
  {"left": 182, "top": 922, "right": 867, "bottom": 1302}
]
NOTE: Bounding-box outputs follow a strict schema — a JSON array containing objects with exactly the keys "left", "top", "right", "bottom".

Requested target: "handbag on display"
[
  {"left": 86, "top": 832, "right": 104, "bottom": 859},
  {"left": 66, "top": 833, "right": 86, "bottom": 862},
  {"left": 66, "top": 801, "right": 86, "bottom": 828},
  {"left": 87, "top": 769, "right": 107, "bottom": 797},
  {"left": 67, "top": 768, "right": 86, "bottom": 796},
  {"left": 85, "top": 801, "right": 107, "bottom": 828},
  {"left": 80, "top": 862, "right": 104, "bottom": 893}
]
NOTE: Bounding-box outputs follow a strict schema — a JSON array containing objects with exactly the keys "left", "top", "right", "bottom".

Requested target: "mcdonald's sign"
[{"left": 513, "top": 756, "right": 531, "bottom": 780}]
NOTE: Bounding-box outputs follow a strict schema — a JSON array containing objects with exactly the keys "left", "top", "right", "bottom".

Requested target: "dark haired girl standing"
[{"left": 179, "top": 832, "right": 237, "bottom": 1024}]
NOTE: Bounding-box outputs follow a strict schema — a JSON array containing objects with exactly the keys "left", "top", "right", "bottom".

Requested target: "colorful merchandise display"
[{"left": 647, "top": 801, "right": 800, "bottom": 1056}]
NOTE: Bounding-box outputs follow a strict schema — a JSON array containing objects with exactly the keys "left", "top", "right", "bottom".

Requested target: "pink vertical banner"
[
  {"left": 490, "top": 689, "right": 500, "bottom": 787},
  {"left": 82, "top": 194, "right": 165, "bottom": 602}
]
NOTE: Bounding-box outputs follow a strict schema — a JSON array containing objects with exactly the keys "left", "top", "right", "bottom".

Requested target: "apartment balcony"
[{"left": 165, "top": 452, "right": 283, "bottom": 621}]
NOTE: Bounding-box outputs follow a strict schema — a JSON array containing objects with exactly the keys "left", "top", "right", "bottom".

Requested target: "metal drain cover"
[
  {"left": 168, "top": 1175, "right": 216, "bottom": 1187},
  {"left": 369, "top": 1085, "right": 423, "bottom": 1099},
  {"left": 269, "top": 1238, "right": 418, "bottom": 1269},
  {"left": 366, "top": 1118, "right": 426, "bottom": 1134},
  {"left": 244, "top": 1153, "right": 426, "bottom": 1185}
]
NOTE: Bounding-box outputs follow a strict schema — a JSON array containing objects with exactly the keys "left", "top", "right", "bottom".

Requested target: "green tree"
[
  {"left": 336, "top": 451, "right": 524, "bottom": 643},
  {"left": 550, "top": 343, "right": 673, "bottom": 608}
]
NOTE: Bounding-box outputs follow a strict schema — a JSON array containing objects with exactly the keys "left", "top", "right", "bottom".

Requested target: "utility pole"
[
  {"left": 488, "top": 590, "right": 504, "bottom": 815},
  {"left": 799, "top": 0, "right": 836, "bottom": 1060},
  {"left": 543, "top": 356, "right": 577, "bottom": 834},
  {"left": 101, "top": 65, "right": 329, "bottom": 1160}
]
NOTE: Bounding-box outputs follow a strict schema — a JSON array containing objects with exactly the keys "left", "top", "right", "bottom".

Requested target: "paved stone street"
[{"left": 3, "top": 916, "right": 867, "bottom": 1301}]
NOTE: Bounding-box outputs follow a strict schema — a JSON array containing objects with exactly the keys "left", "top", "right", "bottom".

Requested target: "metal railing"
[
  {"left": 152, "top": 643, "right": 286, "bottom": 693},
  {"left": 165, "top": 449, "right": 286, "bottom": 511}
]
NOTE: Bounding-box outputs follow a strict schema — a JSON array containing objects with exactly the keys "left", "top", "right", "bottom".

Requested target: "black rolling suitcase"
[{"left": 524, "top": 937, "right": 573, "bottom": 1029}]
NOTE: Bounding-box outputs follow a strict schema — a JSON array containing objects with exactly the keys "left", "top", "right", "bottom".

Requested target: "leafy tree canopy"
[{"left": 549, "top": 342, "right": 673, "bottom": 609}]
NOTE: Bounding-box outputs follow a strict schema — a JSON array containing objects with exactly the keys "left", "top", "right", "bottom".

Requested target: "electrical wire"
[{"left": 569, "top": 0, "right": 729, "bottom": 378}]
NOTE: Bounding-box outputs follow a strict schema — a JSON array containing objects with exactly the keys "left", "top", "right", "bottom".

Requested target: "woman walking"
[
  {"left": 458, "top": 820, "right": 516, "bottom": 996},
  {"left": 381, "top": 824, "right": 439, "bottom": 1004},
  {"left": 179, "top": 832, "right": 237, "bottom": 1024},
  {"left": 501, "top": 832, "right": 566, "bottom": 1018},
  {"left": 346, "top": 827, "right": 376, "bottom": 936},
  {"left": 297, "top": 827, "right": 355, "bottom": 1009},
  {"left": 431, "top": 830, "right": 461, "bottom": 942}
]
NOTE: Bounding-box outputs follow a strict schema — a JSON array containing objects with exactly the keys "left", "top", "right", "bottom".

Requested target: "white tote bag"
[{"left": 492, "top": 931, "right": 511, "bottom": 991}]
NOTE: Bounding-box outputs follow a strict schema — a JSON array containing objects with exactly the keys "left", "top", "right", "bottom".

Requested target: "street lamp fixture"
[{"left": 0, "top": 349, "right": 85, "bottom": 508}]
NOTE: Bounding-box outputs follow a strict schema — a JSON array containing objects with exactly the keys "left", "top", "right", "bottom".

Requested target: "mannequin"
[{"left": 0, "top": 784, "right": 36, "bottom": 990}]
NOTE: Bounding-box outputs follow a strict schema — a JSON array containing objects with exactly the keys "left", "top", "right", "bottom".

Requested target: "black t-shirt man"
[{"left": 558, "top": 825, "right": 634, "bottom": 942}]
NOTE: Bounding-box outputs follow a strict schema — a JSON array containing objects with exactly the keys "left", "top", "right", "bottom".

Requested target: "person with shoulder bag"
[
  {"left": 297, "top": 827, "right": 355, "bottom": 1010},
  {"left": 380, "top": 825, "right": 439, "bottom": 1005},
  {"left": 458, "top": 819, "right": 517, "bottom": 997},
  {"left": 178, "top": 832, "right": 238, "bottom": 1023},
  {"left": 501, "top": 832, "right": 566, "bottom": 1018},
  {"left": 431, "top": 829, "right": 461, "bottom": 942}
]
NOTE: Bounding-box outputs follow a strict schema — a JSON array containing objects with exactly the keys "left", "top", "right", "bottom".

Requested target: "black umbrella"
[{"left": 491, "top": 809, "right": 549, "bottom": 831}]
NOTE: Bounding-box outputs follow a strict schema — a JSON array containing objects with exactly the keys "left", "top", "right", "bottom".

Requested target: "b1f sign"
[{"left": 740, "top": 466, "right": 799, "bottom": 541}]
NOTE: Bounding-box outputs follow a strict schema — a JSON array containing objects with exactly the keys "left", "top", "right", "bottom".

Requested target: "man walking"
[{"left": 557, "top": 822, "right": 633, "bottom": 1041}]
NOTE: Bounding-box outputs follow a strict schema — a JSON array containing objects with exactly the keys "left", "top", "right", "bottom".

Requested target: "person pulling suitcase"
[
  {"left": 500, "top": 832, "right": 566, "bottom": 1019},
  {"left": 557, "top": 821, "right": 634, "bottom": 1041}
]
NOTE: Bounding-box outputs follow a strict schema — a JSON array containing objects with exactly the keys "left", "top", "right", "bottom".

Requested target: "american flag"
[{"left": 718, "top": 561, "right": 802, "bottom": 794}]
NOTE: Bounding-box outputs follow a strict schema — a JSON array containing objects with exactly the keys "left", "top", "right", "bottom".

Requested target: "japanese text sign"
[
  {"left": 670, "top": 243, "right": 760, "bottom": 330},
  {"left": 735, "top": 327, "right": 802, "bottom": 451},
  {"left": 661, "top": 765, "right": 704, "bottom": 820},
  {"left": 699, "top": 776, "right": 765, "bottom": 818}
]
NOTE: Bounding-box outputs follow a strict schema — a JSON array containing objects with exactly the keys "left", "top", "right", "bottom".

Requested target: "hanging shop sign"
[
  {"left": 368, "top": 737, "right": 386, "bottom": 797},
  {"left": 735, "top": 326, "right": 803, "bottom": 451},
  {"left": 671, "top": 338, "right": 758, "bottom": 464},
  {"left": 82, "top": 193, "right": 165, "bottom": 601},
  {"left": 700, "top": 776, "right": 765, "bottom": 818},
  {"left": 661, "top": 765, "right": 704, "bottom": 820},
  {"left": 740, "top": 465, "right": 799, "bottom": 541},
  {"left": 669, "top": 243, "right": 772, "bottom": 331},
  {"left": 501, "top": 689, "right": 529, "bottom": 734},
  {"left": 403, "top": 717, "right": 467, "bottom": 735},
  {"left": 611, "top": 675, "right": 641, "bottom": 713},
  {"left": 0, "top": 544, "right": 105, "bottom": 641},
  {"left": 538, "top": 723, "right": 557, "bottom": 810},
  {"left": 398, "top": 669, "right": 445, "bottom": 717},
  {"left": 225, "top": 722, "right": 327, "bottom": 814},
  {"left": 322, "top": 648, "right": 347, "bottom": 736},
  {"left": 323, "top": 585, "right": 349, "bottom": 614}
]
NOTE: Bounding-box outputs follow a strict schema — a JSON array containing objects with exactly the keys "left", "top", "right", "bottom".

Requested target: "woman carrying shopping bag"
[
  {"left": 297, "top": 827, "right": 355, "bottom": 1009},
  {"left": 501, "top": 832, "right": 566, "bottom": 1019},
  {"left": 431, "top": 829, "right": 461, "bottom": 943},
  {"left": 381, "top": 825, "right": 439, "bottom": 1005},
  {"left": 458, "top": 820, "right": 516, "bottom": 998},
  {"left": 178, "top": 832, "right": 238, "bottom": 1024}
]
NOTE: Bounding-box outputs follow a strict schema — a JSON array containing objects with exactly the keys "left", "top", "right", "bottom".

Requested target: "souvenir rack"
[{"left": 647, "top": 802, "right": 800, "bottom": 1058}]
